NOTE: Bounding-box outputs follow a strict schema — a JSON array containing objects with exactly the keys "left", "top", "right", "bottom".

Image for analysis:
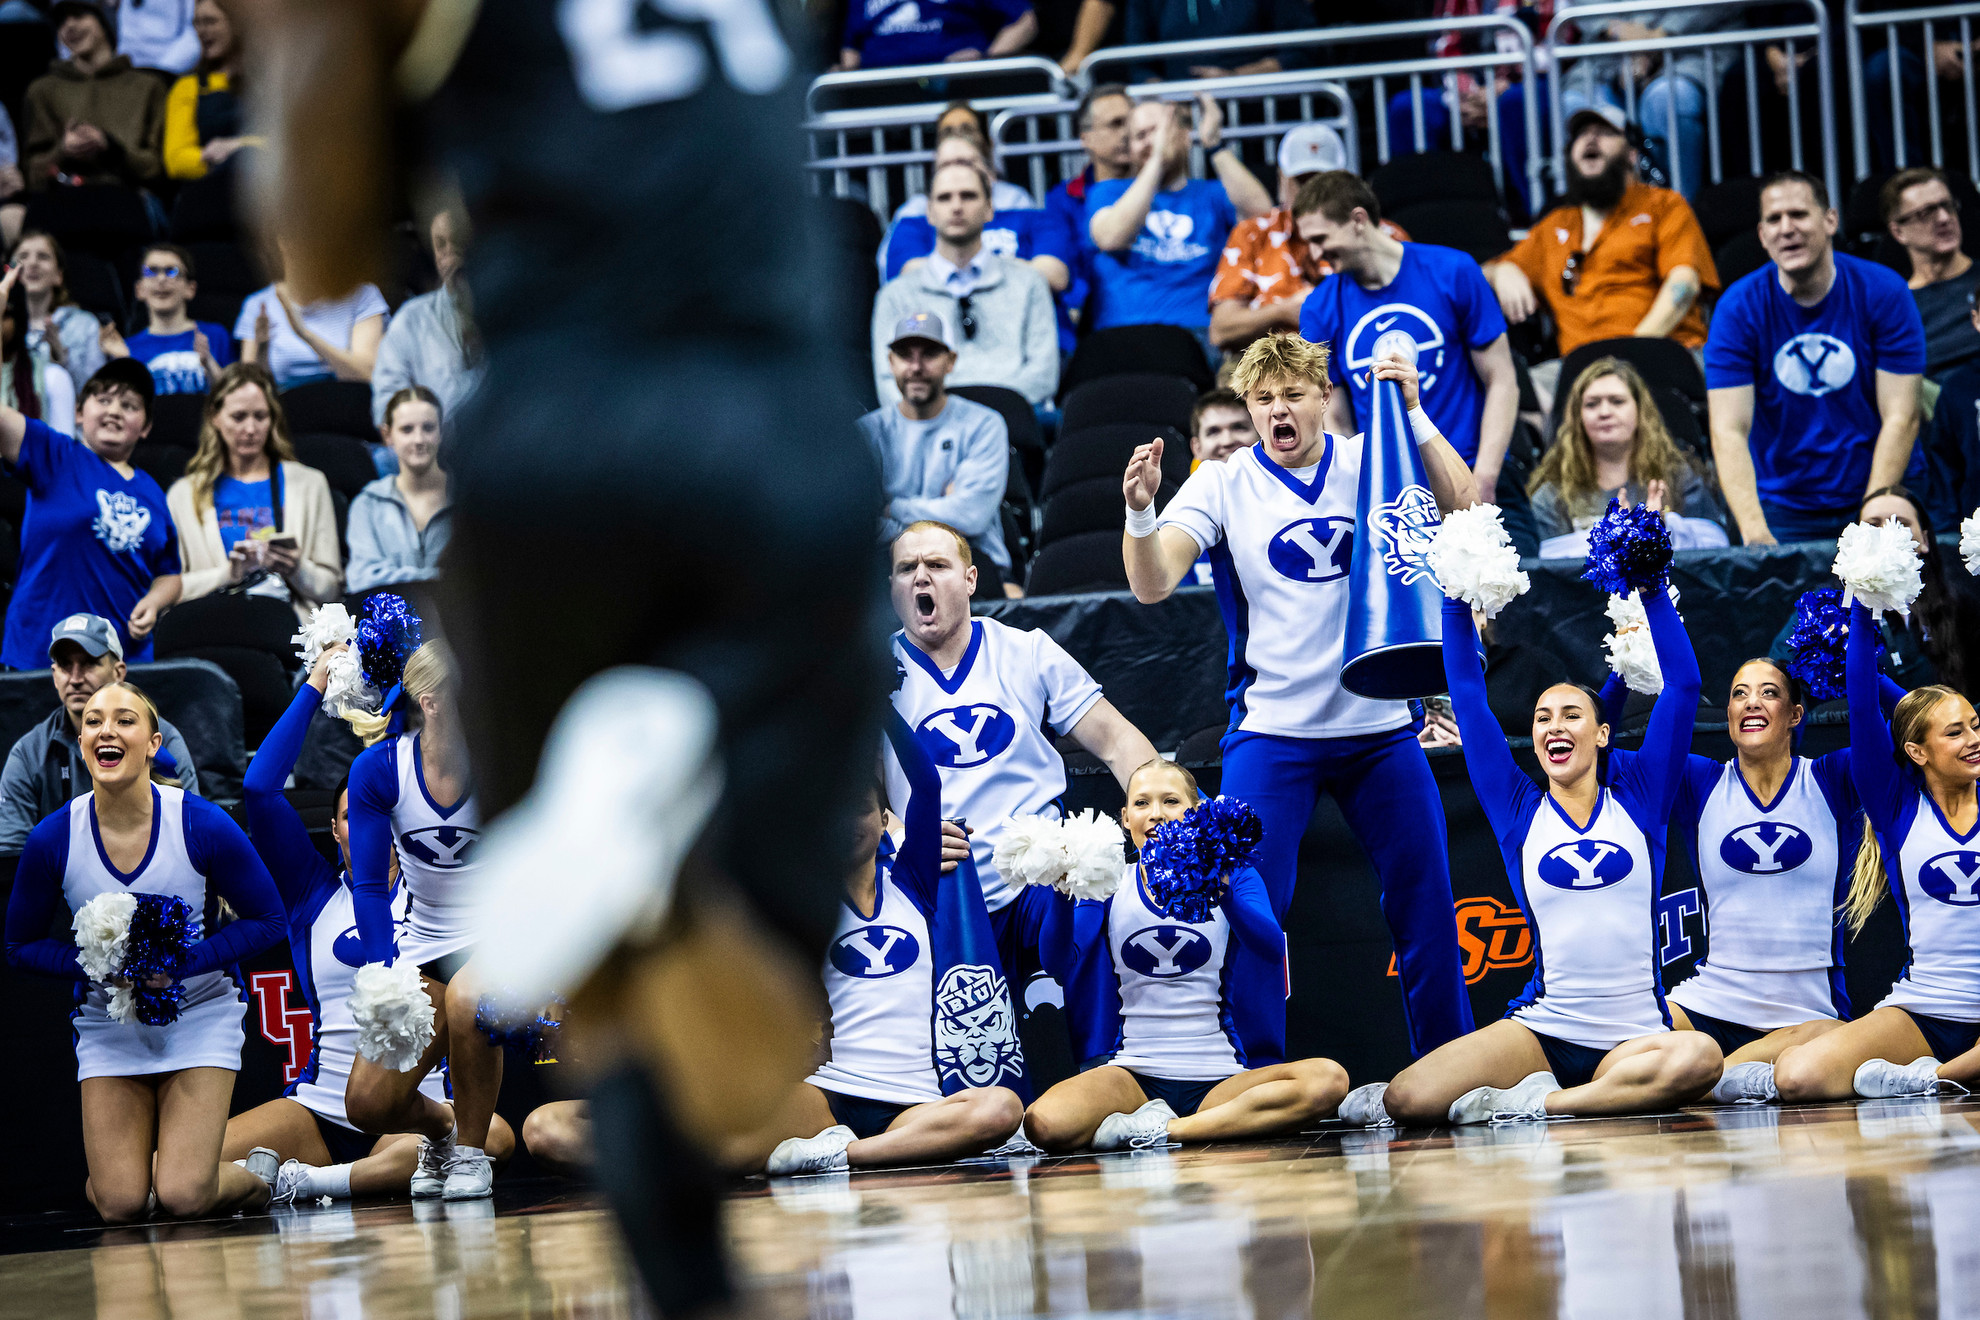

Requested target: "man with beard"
[{"left": 1483, "top": 105, "right": 1718, "bottom": 413}]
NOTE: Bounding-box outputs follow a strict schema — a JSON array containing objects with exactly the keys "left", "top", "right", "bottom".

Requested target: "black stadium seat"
[
  {"left": 147, "top": 393, "right": 206, "bottom": 450},
  {"left": 130, "top": 442, "right": 192, "bottom": 488},
  {"left": 1060, "top": 373, "right": 1197, "bottom": 438},
  {"left": 1040, "top": 474, "right": 1177, "bottom": 546},
  {"left": 949, "top": 384, "right": 1042, "bottom": 452},
  {"left": 152, "top": 595, "right": 300, "bottom": 749},
  {"left": 292, "top": 432, "right": 378, "bottom": 500},
  {"left": 62, "top": 252, "right": 126, "bottom": 328},
  {"left": 1024, "top": 530, "right": 1132, "bottom": 596},
  {"left": 1371, "top": 151, "right": 1499, "bottom": 214},
  {"left": 22, "top": 186, "right": 153, "bottom": 265},
  {"left": 1060, "top": 325, "right": 1213, "bottom": 399},
  {"left": 1714, "top": 230, "right": 1768, "bottom": 288},
  {"left": 185, "top": 239, "right": 263, "bottom": 332},
  {"left": 1041, "top": 424, "right": 1188, "bottom": 500},
  {"left": 281, "top": 380, "right": 376, "bottom": 441},
  {"left": 1691, "top": 176, "right": 1764, "bottom": 253},
  {"left": 1388, "top": 200, "right": 1512, "bottom": 265},
  {"left": 170, "top": 168, "right": 241, "bottom": 244}
]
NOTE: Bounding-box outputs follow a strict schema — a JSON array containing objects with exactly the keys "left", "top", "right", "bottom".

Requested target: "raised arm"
[
  {"left": 1371, "top": 355, "right": 1475, "bottom": 515},
  {"left": 243, "top": 659, "right": 339, "bottom": 912},
  {"left": 1631, "top": 588, "right": 1704, "bottom": 815},
  {"left": 1440, "top": 598, "right": 1526, "bottom": 825},
  {"left": 1067, "top": 698, "right": 1159, "bottom": 791},
  {"left": 1221, "top": 864, "right": 1283, "bottom": 957},
  {"left": 4, "top": 820, "right": 83, "bottom": 979},
  {"left": 0, "top": 265, "right": 28, "bottom": 465},
  {"left": 1090, "top": 110, "right": 1175, "bottom": 251},
  {"left": 344, "top": 743, "right": 400, "bottom": 963},
  {"left": 1124, "top": 437, "right": 1213, "bottom": 602},
  {"left": 1196, "top": 94, "right": 1271, "bottom": 220},
  {"left": 1847, "top": 600, "right": 1909, "bottom": 831},
  {"left": 1599, "top": 671, "right": 1629, "bottom": 731},
  {"left": 181, "top": 800, "right": 286, "bottom": 976},
  {"left": 881, "top": 708, "right": 942, "bottom": 910}
]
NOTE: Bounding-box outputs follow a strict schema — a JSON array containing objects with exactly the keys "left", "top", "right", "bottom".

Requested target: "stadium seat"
[
  {"left": 185, "top": 239, "right": 263, "bottom": 331},
  {"left": 1060, "top": 373, "right": 1197, "bottom": 439},
  {"left": 22, "top": 186, "right": 153, "bottom": 265},
  {"left": 1691, "top": 176, "right": 1763, "bottom": 253},
  {"left": 1041, "top": 423, "right": 1187, "bottom": 500},
  {"left": 153, "top": 595, "right": 301, "bottom": 748},
  {"left": 281, "top": 380, "right": 375, "bottom": 441},
  {"left": 1714, "top": 229, "right": 1768, "bottom": 287},
  {"left": 63, "top": 252, "right": 126, "bottom": 328},
  {"left": 1040, "top": 474, "right": 1176, "bottom": 545},
  {"left": 1387, "top": 200, "right": 1511, "bottom": 265},
  {"left": 1060, "top": 325, "right": 1213, "bottom": 399},
  {"left": 1175, "top": 723, "right": 1228, "bottom": 766},
  {"left": 1003, "top": 449, "right": 1038, "bottom": 576},
  {"left": 169, "top": 169, "right": 241, "bottom": 244},
  {"left": 1545, "top": 337, "right": 1706, "bottom": 448},
  {"left": 292, "top": 432, "right": 378, "bottom": 500},
  {"left": 147, "top": 393, "right": 205, "bottom": 450},
  {"left": 130, "top": 442, "right": 192, "bottom": 488},
  {"left": 294, "top": 701, "right": 364, "bottom": 790},
  {"left": 1372, "top": 152, "right": 1500, "bottom": 215},
  {"left": 1024, "top": 530, "right": 1132, "bottom": 596},
  {"left": 950, "top": 384, "right": 1043, "bottom": 453},
  {"left": 0, "top": 657, "right": 248, "bottom": 801}
]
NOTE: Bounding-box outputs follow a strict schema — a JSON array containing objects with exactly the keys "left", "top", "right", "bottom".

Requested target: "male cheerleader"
[
  {"left": 1121, "top": 334, "right": 1476, "bottom": 1064},
  {"left": 889, "top": 521, "right": 1158, "bottom": 985}
]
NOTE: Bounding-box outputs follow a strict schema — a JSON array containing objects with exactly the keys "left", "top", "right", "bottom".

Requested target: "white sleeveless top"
[
  {"left": 1107, "top": 864, "right": 1243, "bottom": 1081},
  {"left": 389, "top": 733, "right": 483, "bottom": 966},
  {"left": 1880, "top": 793, "right": 1980, "bottom": 1022},
  {"left": 808, "top": 863, "right": 941, "bottom": 1107}
]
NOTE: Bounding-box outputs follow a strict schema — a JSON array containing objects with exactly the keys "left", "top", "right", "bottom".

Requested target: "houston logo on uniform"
[
  {"left": 830, "top": 925, "right": 920, "bottom": 977},
  {"left": 1720, "top": 823, "right": 1812, "bottom": 874},
  {"left": 249, "top": 971, "right": 314, "bottom": 1084},
  {"left": 1919, "top": 850, "right": 1980, "bottom": 906},
  {"left": 1537, "top": 839, "right": 1634, "bottom": 890},
  {"left": 917, "top": 704, "right": 1017, "bottom": 768}
]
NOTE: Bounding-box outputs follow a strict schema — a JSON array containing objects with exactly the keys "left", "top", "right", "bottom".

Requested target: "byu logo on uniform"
[
  {"left": 1537, "top": 839, "right": 1635, "bottom": 890},
  {"left": 1772, "top": 333, "right": 1857, "bottom": 397},
  {"left": 332, "top": 925, "right": 368, "bottom": 969},
  {"left": 1266, "top": 517, "right": 1354, "bottom": 583},
  {"left": 933, "top": 963, "right": 1024, "bottom": 1089},
  {"left": 1373, "top": 486, "right": 1442, "bottom": 585},
  {"left": 400, "top": 825, "right": 480, "bottom": 869},
  {"left": 1344, "top": 304, "right": 1446, "bottom": 391},
  {"left": 1721, "top": 822, "right": 1813, "bottom": 874},
  {"left": 829, "top": 925, "right": 921, "bottom": 978},
  {"left": 918, "top": 704, "right": 1017, "bottom": 768},
  {"left": 1120, "top": 925, "right": 1213, "bottom": 978},
  {"left": 1919, "top": 850, "right": 1980, "bottom": 905}
]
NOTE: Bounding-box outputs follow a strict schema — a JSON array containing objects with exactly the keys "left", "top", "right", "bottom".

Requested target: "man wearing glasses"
[
  {"left": 100, "top": 244, "right": 232, "bottom": 395},
  {"left": 862, "top": 313, "right": 1016, "bottom": 597},
  {"left": 1884, "top": 167, "right": 1980, "bottom": 384},
  {"left": 871, "top": 159, "right": 1059, "bottom": 410},
  {"left": 1482, "top": 104, "right": 1718, "bottom": 416}
]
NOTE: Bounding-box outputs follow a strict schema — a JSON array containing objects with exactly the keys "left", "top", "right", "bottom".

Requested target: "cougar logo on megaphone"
[{"left": 1372, "top": 484, "right": 1441, "bottom": 586}]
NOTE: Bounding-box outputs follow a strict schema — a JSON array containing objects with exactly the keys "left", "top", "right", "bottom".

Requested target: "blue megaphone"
[{"left": 1340, "top": 331, "right": 1447, "bottom": 700}]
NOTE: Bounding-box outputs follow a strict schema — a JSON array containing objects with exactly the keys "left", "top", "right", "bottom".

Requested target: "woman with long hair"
[
  {"left": 165, "top": 362, "right": 342, "bottom": 616},
  {"left": 3, "top": 276, "right": 74, "bottom": 433},
  {"left": 346, "top": 385, "right": 450, "bottom": 594},
  {"left": 164, "top": 0, "right": 258, "bottom": 180},
  {"left": 12, "top": 230, "right": 105, "bottom": 388},
  {"left": 3, "top": 681, "right": 284, "bottom": 1221},
  {"left": 1770, "top": 598, "right": 1980, "bottom": 1101},
  {"left": 1528, "top": 358, "right": 1727, "bottom": 551}
]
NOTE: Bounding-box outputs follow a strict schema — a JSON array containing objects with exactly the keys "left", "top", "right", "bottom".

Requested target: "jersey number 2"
[{"left": 558, "top": 0, "right": 792, "bottom": 112}]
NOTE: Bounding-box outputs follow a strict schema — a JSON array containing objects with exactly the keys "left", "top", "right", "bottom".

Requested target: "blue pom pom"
[
  {"left": 475, "top": 995, "right": 564, "bottom": 1061},
  {"left": 1581, "top": 498, "right": 1674, "bottom": 597},
  {"left": 356, "top": 594, "right": 424, "bottom": 695},
  {"left": 1139, "top": 796, "right": 1263, "bottom": 924},
  {"left": 1785, "top": 587, "right": 1849, "bottom": 702},
  {"left": 123, "top": 894, "right": 194, "bottom": 1026}
]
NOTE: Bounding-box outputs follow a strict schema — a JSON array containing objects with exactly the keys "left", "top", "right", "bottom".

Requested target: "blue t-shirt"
[
  {"left": 213, "top": 475, "right": 274, "bottom": 553},
  {"left": 124, "top": 323, "right": 235, "bottom": 397},
  {"left": 842, "top": 0, "right": 1031, "bottom": 66},
  {"left": 882, "top": 208, "right": 1084, "bottom": 353},
  {"left": 1085, "top": 178, "right": 1237, "bottom": 331},
  {"left": 1299, "top": 242, "right": 1508, "bottom": 463},
  {"left": 2, "top": 421, "right": 181, "bottom": 669},
  {"left": 1703, "top": 253, "right": 1929, "bottom": 511}
]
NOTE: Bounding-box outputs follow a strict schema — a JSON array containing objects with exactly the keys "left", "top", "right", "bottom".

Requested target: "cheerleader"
[
  {"left": 1371, "top": 589, "right": 1720, "bottom": 1126},
  {"left": 1769, "top": 601, "right": 1980, "bottom": 1102},
  {"left": 1022, "top": 760, "right": 1349, "bottom": 1152},
  {"left": 3, "top": 682, "right": 284, "bottom": 1222},
  {"left": 339, "top": 635, "right": 502, "bottom": 1201},
  {"left": 221, "top": 646, "right": 515, "bottom": 1202}
]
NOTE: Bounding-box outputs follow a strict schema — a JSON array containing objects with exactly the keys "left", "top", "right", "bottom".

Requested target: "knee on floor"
[
  {"left": 1021, "top": 1102, "right": 1083, "bottom": 1153},
  {"left": 1771, "top": 1046, "right": 1835, "bottom": 1104},
  {"left": 1294, "top": 1059, "right": 1351, "bottom": 1116},
  {"left": 1379, "top": 1074, "right": 1443, "bottom": 1127},
  {"left": 967, "top": 1088, "right": 1026, "bottom": 1143},
  {"left": 1661, "top": 1035, "right": 1725, "bottom": 1097},
  {"left": 152, "top": 1176, "right": 218, "bottom": 1221},
  {"left": 91, "top": 1184, "right": 151, "bottom": 1226}
]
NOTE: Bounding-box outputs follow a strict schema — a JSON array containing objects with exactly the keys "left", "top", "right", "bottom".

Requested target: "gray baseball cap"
[
  {"left": 49, "top": 613, "right": 123, "bottom": 662},
  {"left": 888, "top": 311, "right": 953, "bottom": 354}
]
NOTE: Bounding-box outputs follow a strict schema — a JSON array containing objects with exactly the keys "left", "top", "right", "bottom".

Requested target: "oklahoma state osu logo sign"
[{"left": 1386, "top": 897, "right": 1532, "bottom": 984}]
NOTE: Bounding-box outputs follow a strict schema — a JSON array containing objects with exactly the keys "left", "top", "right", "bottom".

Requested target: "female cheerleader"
[
  {"left": 1372, "top": 588, "right": 1720, "bottom": 1126},
  {"left": 1022, "top": 759, "right": 1349, "bottom": 1152},
  {"left": 1769, "top": 601, "right": 1980, "bottom": 1102},
  {"left": 4, "top": 682, "right": 284, "bottom": 1222},
  {"left": 340, "top": 635, "right": 503, "bottom": 1200},
  {"left": 222, "top": 644, "right": 514, "bottom": 1202}
]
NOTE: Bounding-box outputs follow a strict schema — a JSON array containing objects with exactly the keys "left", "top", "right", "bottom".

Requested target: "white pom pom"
[
  {"left": 71, "top": 891, "right": 136, "bottom": 983},
  {"left": 105, "top": 983, "right": 139, "bottom": 1025},
  {"left": 349, "top": 961, "right": 436, "bottom": 1072},
  {"left": 1962, "top": 509, "right": 1980, "bottom": 577},
  {"left": 1834, "top": 520, "right": 1925, "bottom": 620},
  {"left": 993, "top": 815, "right": 1070, "bottom": 891},
  {"left": 1601, "top": 590, "right": 1677, "bottom": 696},
  {"left": 1426, "top": 504, "right": 1530, "bottom": 619},
  {"left": 1057, "top": 809, "right": 1127, "bottom": 900},
  {"left": 321, "top": 648, "right": 379, "bottom": 719},
  {"left": 292, "top": 603, "right": 357, "bottom": 671}
]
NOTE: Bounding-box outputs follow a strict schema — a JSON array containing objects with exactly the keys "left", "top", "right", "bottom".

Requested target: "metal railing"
[
  {"left": 1845, "top": 0, "right": 1980, "bottom": 179},
  {"left": 1545, "top": 0, "right": 1838, "bottom": 203},
  {"left": 804, "top": 55, "right": 1075, "bottom": 115}
]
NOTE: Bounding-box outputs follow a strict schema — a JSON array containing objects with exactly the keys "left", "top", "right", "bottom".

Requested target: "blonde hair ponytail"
[
  {"left": 1841, "top": 684, "right": 1966, "bottom": 934},
  {"left": 343, "top": 639, "right": 453, "bottom": 746}
]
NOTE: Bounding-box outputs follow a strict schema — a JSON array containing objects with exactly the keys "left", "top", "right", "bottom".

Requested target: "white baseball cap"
[{"left": 1277, "top": 124, "right": 1347, "bottom": 180}]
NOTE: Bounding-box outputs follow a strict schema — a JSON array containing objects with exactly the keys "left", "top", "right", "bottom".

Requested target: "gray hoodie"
[{"left": 345, "top": 475, "right": 453, "bottom": 595}]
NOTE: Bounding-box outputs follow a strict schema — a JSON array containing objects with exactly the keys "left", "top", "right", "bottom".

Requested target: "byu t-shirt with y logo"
[
  {"left": 889, "top": 618, "right": 1104, "bottom": 911},
  {"left": 1085, "top": 178, "right": 1237, "bottom": 331},
  {"left": 1704, "top": 252, "right": 1926, "bottom": 512}
]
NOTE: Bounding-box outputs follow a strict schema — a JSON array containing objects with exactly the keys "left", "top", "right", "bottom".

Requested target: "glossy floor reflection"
[{"left": 6, "top": 1098, "right": 1980, "bottom": 1319}]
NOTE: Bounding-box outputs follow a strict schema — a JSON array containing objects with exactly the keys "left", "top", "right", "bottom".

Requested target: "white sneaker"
[
  {"left": 1711, "top": 1061, "right": 1779, "bottom": 1105},
  {"left": 411, "top": 1132, "right": 455, "bottom": 1199},
  {"left": 979, "top": 1126, "right": 1043, "bottom": 1158},
  {"left": 1448, "top": 1071, "right": 1559, "bottom": 1125},
  {"left": 442, "top": 1147, "right": 494, "bottom": 1200},
  {"left": 1338, "top": 1082, "right": 1395, "bottom": 1127},
  {"left": 767, "top": 1125, "right": 855, "bottom": 1177},
  {"left": 243, "top": 1146, "right": 279, "bottom": 1189},
  {"left": 271, "top": 1160, "right": 311, "bottom": 1206},
  {"left": 1091, "top": 1099, "right": 1178, "bottom": 1152},
  {"left": 470, "top": 669, "right": 724, "bottom": 1012},
  {"left": 1854, "top": 1057, "right": 1968, "bottom": 1098}
]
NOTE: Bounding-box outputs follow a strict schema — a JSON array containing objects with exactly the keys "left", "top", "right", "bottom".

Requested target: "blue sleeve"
[
  {"left": 841, "top": 1, "right": 870, "bottom": 48},
  {"left": 1811, "top": 748, "right": 1863, "bottom": 822},
  {"left": 180, "top": 797, "right": 285, "bottom": 976},
  {"left": 1441, "top": 598, "right": 1532, "bottom": 837},
  {"left": 1702, "top": 281, "right": 1758, "bottom": 388},
  {"left": 1451, "top": 252, "right": 1509, "bottom": 348},
  {"left": 882, "top": 709, "right": 941, "bottom": 913},
  {"left": 1220, "top": 865, "right": 1282, "bottom": 958},
  {"left": 1848, "top": 600, "right": 1911, "bottom": 834},
  {"left": 1599, "top": 672, "right": 1629, "bottom": 730},
  {"left": 3, "top": 814, "right": 82, "bottom": 979},
  {"left": 150, "top": 506, "right": 181, "bottom": 577},
  {"left": 243, "top": 684, "right": 337, "bottom": 913},
  {"left": 202, "top": 323, "right": 235, "bottom": 368},
  {"left": 346, "top": 741, "right": 401, "bottom": 963},
  {"left": 1298, "top": 279, "right": 1344, "bottom": 382},
  {"left": 1037, "top": 890, "right": 1108, "bottom": 989},
  {"left": 1871, "top": 265, "right": 1929, "bottom": 375},
  {"left": 1210, "top": 182, "right": 1237, "bottom": 236},
  {"left": 1611, "top": 590, "right": 1703, "bottom": 823},
  {"left": 1030, "top": 206, "right": 1077, "bottom": 266},
  {"left": 1670, "top": 755, "right": 1719, "bottom": 830},
  {"left": 881, "top": 217, "right": 935, "bottom": 281},
  {"left": 4, "top": 419, "right": 63, "bottom": 495}
]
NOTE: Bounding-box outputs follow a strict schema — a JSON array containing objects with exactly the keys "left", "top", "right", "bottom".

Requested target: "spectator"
[
  {"left": 3, "top": 278, "right": 75, "bottom": 435},
  {"left": 22, "top": 0, "right": 167, "bottom": 190},
  {"left": 163, "top": 0, "right": 257, "bottom": 180},
  {"left": 1060, "top": 0, "right": 1311, "bottom": 81},
  {"left": 12, "top": 231, "right": 105, "bottom": 390},
  {"left": 1039, "top": 83, "right": 1131, "bottom": 289},
  {"left": 1707, "top": 170, "right": 1927, "bottom": 545},
  {"left": 164, "top": 362, "right": 341, "bottom": 618},
  {"left": 1209, "top": 124, "right": 1412, "bottom": 356},
  {"left": 0, "top": 612, "right": 197, "bottom": 855},
  {"left": 1883, "top": 167, "right": 1980, "bottom": 384},
  {"left": 347, "top": 385, "right": 451, "bottom": 594},
  {"left": 881, "top": 145, "right": 1070, "bottom": 289},
  {"left": 0, "top": 103, "right": 21, "bottom": 247},
  {"left": 99, "top": 242, "right": 232, "bottom": 395},
  {"left": 1294, "top": 170, "right": 1518, "bottom": 500},
  {"left": 1862, "top": 32, "right": 1980, "bottom": 175},
  {"left": 840, "top": 0, "right": 1037, "bottom": 71},
  {"left": 237, "top": 238, "right": 388, "bottom": 387},
  {"left": 862, "top": 312, "right": 1012, "bottom": 594},
  {"left": 1551, "top": 6, "right": 1737, "bottom": 199},
  {"left": 1484, "top": 105, "right": 1716, "bottom": 411},
  {"left": 890, "top": 105, "right": 1037, "bottom": 219},
  {"left": 1922, "top": 296, "right": 1980, "bottom": 526},
  {"left": 872, "top": 160, "right": 1059, "bottom": 407},
  {"left": 0, "top": 311, "right": 181, "bottom": 670},
  {"left": 1527, "top": 356, "right": 1728, "bottom": 555},
  {"left": 1189, "top": 387, "right": 1258, "bottom": 465},
  {"left": 1087, "top": 94, "right": 1271, "bottom": 362},
  {"left": 118, "top": 0, "right": 200, "bottom": 74},
  {"left": 370, "top": 207, "right": 482, "bottom": 425}
]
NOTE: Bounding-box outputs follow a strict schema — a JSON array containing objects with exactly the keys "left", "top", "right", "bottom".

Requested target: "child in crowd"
[{"left": 102, "top": 244, "right": 234, "bottom": 397}]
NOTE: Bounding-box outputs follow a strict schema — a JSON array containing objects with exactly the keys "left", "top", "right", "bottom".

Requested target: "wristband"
[
  {"left": 1125, "top": 502, "right": 1159, "bottom": 538},
  {"left": 1407, "top": 405, "right": 1441, "bottom": 447}
]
